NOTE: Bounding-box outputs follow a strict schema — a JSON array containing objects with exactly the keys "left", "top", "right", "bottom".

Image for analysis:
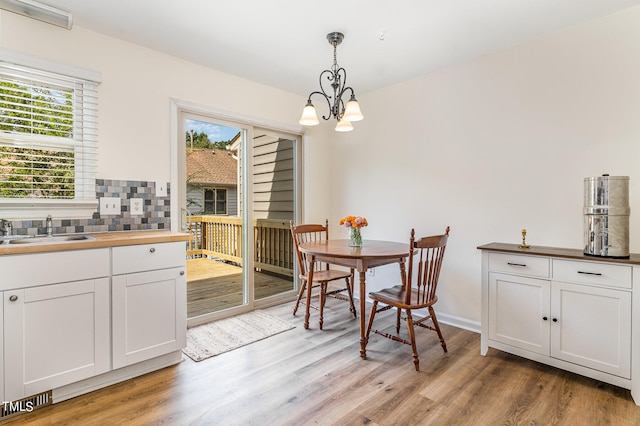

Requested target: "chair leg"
[
  {"left": 319, "top": 282, "right": 327, "bottom": 330},
  {"left": 365, "top": 301, "right": 379, "bottom": 344},
  {"left": 304, "top": 277, "right": 313, "bottom": 330},
  {"left": 395, "top": 307, "right": 402, "bottom": 334},
  {"left": 405, "top": 309, "right": 420, "bottom": 372},
  {"left": 345, "top": 277, "right": 357, "bottom": 318},
  {"left": 293, "top": 280, "right": 307, "bottom": 316},
  {"left": 429, "top": 306, "right": 447, "bottom": 353}
]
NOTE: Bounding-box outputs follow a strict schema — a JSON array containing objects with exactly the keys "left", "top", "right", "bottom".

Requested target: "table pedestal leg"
[{"left": 359, "top": 270, "right": 367, "bottom": 359}]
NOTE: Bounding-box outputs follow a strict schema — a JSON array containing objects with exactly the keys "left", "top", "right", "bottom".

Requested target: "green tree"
[
  {"left": 185, "top": 131, "right": 234, "bottom": 150},
  {"left": 211, "top": 140, "right": 232, "bottom": 150},
  {"left": 0, "top": 80, "right": 75, "bottom": 198},
  {"left": 185, "top": 131, "right": 212, "bottom": 149}
]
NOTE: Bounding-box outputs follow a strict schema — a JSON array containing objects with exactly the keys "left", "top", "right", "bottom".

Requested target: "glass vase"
[{"left": 349, "top": 227, "right": 363, "bottom": 247}]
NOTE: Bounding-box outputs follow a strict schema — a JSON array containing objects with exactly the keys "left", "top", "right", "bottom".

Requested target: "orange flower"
[{"left": 339, "top": 215, "right": 368, "bottom": 229}]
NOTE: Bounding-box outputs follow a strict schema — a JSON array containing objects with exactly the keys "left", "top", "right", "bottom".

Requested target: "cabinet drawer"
[
  {"left": 488, "top": 252, "right": 550, "bottom": 278},
  {"left": 552, "top": 259, "right": 631, "bottom": 289},
  {"left": 112, "top": 242, "right": 186, "bottom": 275},
  {"left": 0, "top": 249, "right": 110, "bottom": 290}
]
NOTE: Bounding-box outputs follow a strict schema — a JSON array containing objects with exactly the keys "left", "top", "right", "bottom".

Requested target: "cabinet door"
[
  {"left": 0, "top": 291, "right": 3, "bottom": 403},
  {"left": 4, "top": 279, "right": 110, "bottom": 401},
  {"left": 550, "top": 281, "right": 631, "bottom": 378},
  {"left": 112, "top": 267, "right": 186, "bottom": 369},
  {"left": 489, "top": 272, "right": 550, "bottom": 355}
]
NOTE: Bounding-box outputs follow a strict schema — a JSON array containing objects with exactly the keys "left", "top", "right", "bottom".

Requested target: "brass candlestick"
[{"left": 519, "top": 228, "right": 530, "bottom": 248}]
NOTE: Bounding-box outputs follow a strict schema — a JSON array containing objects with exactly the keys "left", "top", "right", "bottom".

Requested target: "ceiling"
[{"left": 25, "top": 0, "right": 640, "bottom": 96}]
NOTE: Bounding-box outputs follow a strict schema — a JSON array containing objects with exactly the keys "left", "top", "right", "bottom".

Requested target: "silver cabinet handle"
[
  {"left": 149, "top": 247, "right": 156, "bottom": 253},
  {"left": 180, "top": 271, "right": 185, "bottom": 275},
  {"left": 9, "top": 295, "right": 18, "bottom": 302}
]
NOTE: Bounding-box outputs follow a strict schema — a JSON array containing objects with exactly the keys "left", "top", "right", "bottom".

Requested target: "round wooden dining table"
[{"left": 298, "top": 239, "right": 410, "bottom": 359}]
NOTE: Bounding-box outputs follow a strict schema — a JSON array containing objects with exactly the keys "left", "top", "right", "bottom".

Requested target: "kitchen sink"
[{"left": 3, "top": 234, "right": 97, "bottom": 245}]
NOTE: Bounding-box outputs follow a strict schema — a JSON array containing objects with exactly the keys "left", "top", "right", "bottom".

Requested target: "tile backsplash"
[{"left": 10, "top": 179, "right": 171, "bottom": 236}]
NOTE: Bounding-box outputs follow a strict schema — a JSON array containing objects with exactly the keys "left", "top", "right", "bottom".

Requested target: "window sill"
[{"left": 0, "top": 199, "right": 99, "bottom": 220}]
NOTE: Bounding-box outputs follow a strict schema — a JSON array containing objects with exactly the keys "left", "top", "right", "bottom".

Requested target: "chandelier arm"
[
  {"left": 335, "top": 67, "right": 348, "bottom": 87},
  {"left": 306, "top": 90, "right": 334, "bottom": 121},
  {"left": 319, "top": 69, "right": 335, "bottom": 88},
  {"left": 339, "top": 86, "right": 356, "bottom": 99},
  {"left": 312, "top": 67, "right": 345, "bottom": 121}
]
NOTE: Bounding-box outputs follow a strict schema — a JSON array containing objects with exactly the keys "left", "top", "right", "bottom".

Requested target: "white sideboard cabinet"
[{"left": 479, "top": 243, "right": 639, "bottom": 405}]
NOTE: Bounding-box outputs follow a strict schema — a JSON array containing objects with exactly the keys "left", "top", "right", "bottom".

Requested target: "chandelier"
[{"left": 299, "top": 32, "right": 364, "bottom": 132}]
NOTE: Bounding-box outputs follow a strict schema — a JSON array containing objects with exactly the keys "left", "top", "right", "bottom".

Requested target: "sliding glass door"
[
  {"left": 176, "top": 109, "right": 298, "bottom": 326},
  {"left": 251, "top": 128, "right": 296, "bottom": 302}
]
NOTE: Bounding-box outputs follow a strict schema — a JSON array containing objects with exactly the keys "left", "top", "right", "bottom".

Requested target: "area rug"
[{"left": 183, "top": 310, "right": 295, "bottom": 362}]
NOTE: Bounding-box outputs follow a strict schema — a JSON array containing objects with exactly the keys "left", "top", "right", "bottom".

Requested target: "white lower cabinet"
[
  {"left": 0, "top": 239, "right": 187, "bottom": 406},
  {"left": 550, "top": 280, "right": 631, "bottom": 378},
  {"left": 489, "top": 273, "right": 550, "bottom": 356},
  {"left": 4, "top": 279, "right": 110, "bottom": 401},
  {"left": 488, "top": 272, "right": 631, "bottom": 379},
  {"left": 112, "top": 242, "right": 187, "bottom": 369},
  {"left": 0, "top": 292, "right": 3, "bottom": 403},
  {"left": 0, "top": 249, "right": 111, "bottom": 402},
  {"left": 480, "top": 244, "right": 637, "bottom": 404}
]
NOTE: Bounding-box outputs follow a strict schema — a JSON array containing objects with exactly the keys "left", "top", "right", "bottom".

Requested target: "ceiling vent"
[{"left": 0, "top": 0, "right": 73, "bottom": 29}]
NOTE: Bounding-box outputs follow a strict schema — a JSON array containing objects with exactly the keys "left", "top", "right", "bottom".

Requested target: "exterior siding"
[
  {"left": 186, "top": 185, "right": 237, "bottom": 216},
  {"left": 251, "top": 136, "right": 294, "bottom": 221}
]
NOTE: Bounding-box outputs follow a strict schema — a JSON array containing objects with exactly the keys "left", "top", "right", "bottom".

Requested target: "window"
[
  {"left": 204, "top": 188, "right": 227, "bottom": 215},
  {"left": 0, "top": 53, "right": 100, "bottom": 218}
]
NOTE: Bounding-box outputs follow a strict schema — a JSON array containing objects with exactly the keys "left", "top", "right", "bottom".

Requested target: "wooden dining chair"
[
  {"left": 365, "top": 226, "right": 450, "bottom": 371},
  {"left": 290, "top": 220, "right": 356, "bottom": 329}
]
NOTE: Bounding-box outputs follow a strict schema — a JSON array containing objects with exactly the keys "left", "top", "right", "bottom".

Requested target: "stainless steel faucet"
[
  {"left": 0, "top": 219, "right": 12, "bottom": 236},
  {"left": 46, "top": 215, "right": 53, "bottom": 237}
]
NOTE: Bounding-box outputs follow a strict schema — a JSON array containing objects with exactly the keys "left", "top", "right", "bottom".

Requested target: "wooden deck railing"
[{"left": 187, "top": 216, "right": 294, "bottom": 277}]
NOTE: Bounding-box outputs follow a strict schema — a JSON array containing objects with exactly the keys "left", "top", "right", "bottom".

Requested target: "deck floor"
[{"left": 186, "top": 257, "right": 294, "bottom": 317}]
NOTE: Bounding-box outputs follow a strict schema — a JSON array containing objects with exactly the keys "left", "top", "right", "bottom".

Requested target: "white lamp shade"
[
  {"left": 335, "top": 119, "right": 353, "bottom": 132},
  {"left": 299, "top": 103, "right": 319, "bottom": 126},
  {"left": 342, "top": 99, "right": 363, "bottom": 122}
]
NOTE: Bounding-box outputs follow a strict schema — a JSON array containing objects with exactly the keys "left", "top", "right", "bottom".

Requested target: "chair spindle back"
[
  {"left": 290, "top": 220, "right": 331, "bottom": 278},
  {"left": 405, "top": 226, "right": 450, "bottom": 305}
]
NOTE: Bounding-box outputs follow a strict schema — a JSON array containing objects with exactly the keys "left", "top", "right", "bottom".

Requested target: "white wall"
[
  {"left": 0, "top": 11, "right": 304, "bottom": 183},
  {"left": 327, "top": 6, "right": 640, "bottom": 328},
  {"left": 3, "top": 7, "right": 640, "bottom": 329}
]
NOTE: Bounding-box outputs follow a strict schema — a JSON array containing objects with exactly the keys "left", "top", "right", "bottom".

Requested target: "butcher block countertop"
[{"left": 0, "top": 230, "right": 191, "bottom": 256}]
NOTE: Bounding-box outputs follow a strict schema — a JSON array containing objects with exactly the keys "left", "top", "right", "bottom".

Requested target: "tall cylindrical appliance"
[{"left": 583, "top": 174, "right": 629, "bottom": 258}]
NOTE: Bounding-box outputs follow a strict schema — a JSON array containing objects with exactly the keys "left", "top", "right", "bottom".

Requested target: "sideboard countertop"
[{"left": 477, "top": 242, "right": 640, "bottom": 265}]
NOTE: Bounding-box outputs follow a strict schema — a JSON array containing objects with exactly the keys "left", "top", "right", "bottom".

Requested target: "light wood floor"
[{"left": 5, "top": 301, "right": 639, "bottom": 425}]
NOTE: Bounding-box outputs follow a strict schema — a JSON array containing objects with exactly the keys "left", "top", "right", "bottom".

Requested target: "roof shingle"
[{"left": 186, "top": 148, "right": 237, "bottom": 185}]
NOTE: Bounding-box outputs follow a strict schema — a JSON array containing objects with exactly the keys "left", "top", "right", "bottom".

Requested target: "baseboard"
[
  {"left": 362, "top": 296, "right": 481, "bottom": 334},
  {"left": 437, "top": 312, "right": 480, "bottom": 334},
  {"left": 52, "top": 351, "right": 184, "bottom": 403}
]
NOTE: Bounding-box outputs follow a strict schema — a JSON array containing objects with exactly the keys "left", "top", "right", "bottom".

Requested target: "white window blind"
[{"left": 0, "top": 62, "right": 98, "bottom": 201}]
